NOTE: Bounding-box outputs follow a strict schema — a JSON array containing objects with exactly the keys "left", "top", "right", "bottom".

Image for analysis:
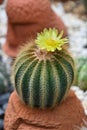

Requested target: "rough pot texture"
[
  {"left": 4, "top": 90, "right": 86, "bottom": 130},
  {"left": 3, "top": 0, "right": 67, "bottom": 57}
]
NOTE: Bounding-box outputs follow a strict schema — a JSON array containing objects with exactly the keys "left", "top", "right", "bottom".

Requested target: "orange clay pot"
[
  {"left": 4, "top": 90, "right": 86, "bottom": 130},
  {"left": 3, "top": 0, "right": 67, "bottom": 57}
]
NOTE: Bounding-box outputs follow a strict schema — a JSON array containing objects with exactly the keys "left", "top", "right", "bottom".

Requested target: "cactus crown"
[
  {"left": 35, "top": 28, "right": 68, "bottom": 52},
  {"left": 12, "top": 28, "right": 74, "bottom": 108}
]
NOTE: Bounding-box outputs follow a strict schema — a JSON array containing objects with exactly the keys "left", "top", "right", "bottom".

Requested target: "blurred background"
[{"left": 0, "top": 0, "right": 87, "bottom": 129}]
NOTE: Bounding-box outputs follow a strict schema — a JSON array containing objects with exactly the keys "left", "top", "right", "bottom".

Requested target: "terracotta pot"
[
  {"left": 4, "top": 90, "right": 86, "bottom": 130},
  {"left": 3, "top": 0, "right": 67, "bottom": 57}
]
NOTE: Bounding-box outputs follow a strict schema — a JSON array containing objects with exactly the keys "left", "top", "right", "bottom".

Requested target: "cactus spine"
[{"left": 12, "top": 29, "right": 75, "bottom": 108}]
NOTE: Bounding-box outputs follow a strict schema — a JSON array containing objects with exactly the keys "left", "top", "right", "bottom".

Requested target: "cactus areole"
[{"left": 12, "top": 28, "right": 75, "bottom": 108}]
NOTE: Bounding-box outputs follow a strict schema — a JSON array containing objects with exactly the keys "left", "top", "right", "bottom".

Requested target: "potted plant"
[{"left": 4, "top": 29, "right": 86, "bottom": 130}]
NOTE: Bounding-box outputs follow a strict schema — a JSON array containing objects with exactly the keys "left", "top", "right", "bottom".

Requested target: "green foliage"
[
  {"left": 12, "top": 43, "right": 75, "bottom": 108},
  {"left": 0, "top": 62, "right": 10, "bottom": 94},
  {"left": 83, "top": 0, "right": 87, "bottom": 13},
  {"left": 76, "top": 57, "right": 87, "bottom": 91}
]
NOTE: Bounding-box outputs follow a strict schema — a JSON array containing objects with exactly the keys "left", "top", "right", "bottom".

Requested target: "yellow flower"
[{"left": 35, "top": 28, "right": 68, "bottom": 52}]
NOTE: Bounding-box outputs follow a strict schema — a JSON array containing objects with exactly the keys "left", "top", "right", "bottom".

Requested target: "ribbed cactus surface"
[{"left": 12, "top": 43, "right": 74, "bottom": 108}]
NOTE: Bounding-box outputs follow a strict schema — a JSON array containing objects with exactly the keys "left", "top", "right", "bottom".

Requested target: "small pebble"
[
  {"left": 71, "top": 86, "right": 80, "bottom": 91},
  {"left": 84, "top": 110, "right": 87, "bottom": 116},
  {"left": 84, "top": 91, "right": 87, "bottom": 97},
  {"left": 77, "top": 95, "right": 84, "bottom": 101},
  {"left": 75, "top": 90, "right": 84, "bottom": 97}
]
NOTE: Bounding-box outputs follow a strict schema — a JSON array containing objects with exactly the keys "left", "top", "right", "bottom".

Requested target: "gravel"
[{"left": 52, "top": 2, "right": 87, "bottom": 58}]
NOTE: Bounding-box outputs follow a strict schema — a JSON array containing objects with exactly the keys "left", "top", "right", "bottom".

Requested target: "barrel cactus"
[
  {"left": 76, "top": 57, "right": 87, "bottom": 91},
  {"left": 12, "top": 28, "right": 75, "bottom": 108}
]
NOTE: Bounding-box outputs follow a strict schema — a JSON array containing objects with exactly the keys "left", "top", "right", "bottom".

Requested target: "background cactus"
[
  {"left": 83, "top": 0, "right": 87, "bottom": 13},
  {"left": 0, "top": 44, "right": 13, "bottom": 94},
  {"left": 12, "top": 29, "right": 75, "bottom": 108},
  {"left": 0, "top": 62, "right": 10, "bottom": 94},
  {"left": 76, "top": 57, "right": 87, "bottom": 91}
]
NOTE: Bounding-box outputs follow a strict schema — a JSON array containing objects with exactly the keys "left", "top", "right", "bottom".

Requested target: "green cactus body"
[
  {"left": 12, "top": 43, "right": 74, "bottom": 108},
  {"left": 77, "top": 57, "right": 87, "bottom": 91}
]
